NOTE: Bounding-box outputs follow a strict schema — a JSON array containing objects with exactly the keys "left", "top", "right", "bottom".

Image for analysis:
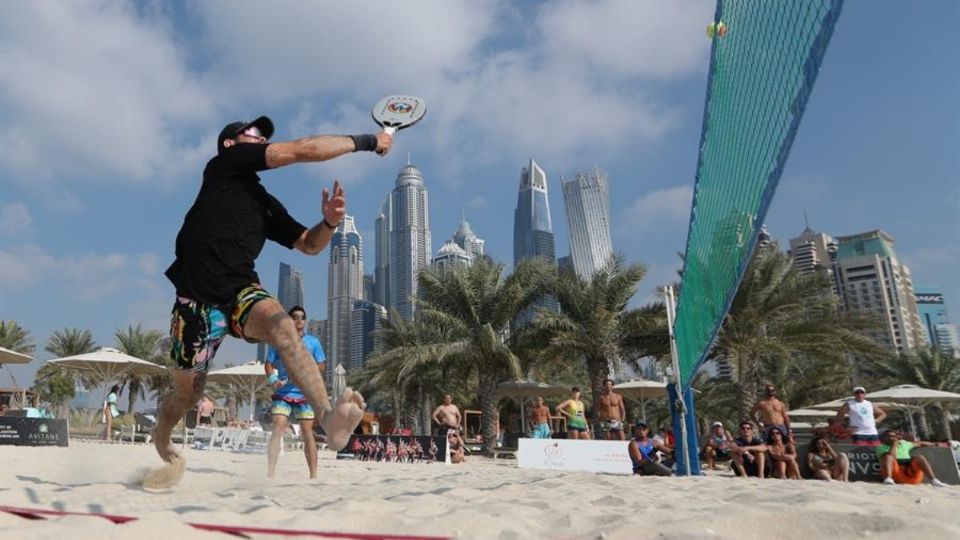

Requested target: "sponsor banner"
[
  {"left": 0, "top": 417, "right": 69, "bottom": 447},
  {"left": 518, "top": 438, "right": 632, "bottom": 475},
  {"left": 800, "top": 443, "right": 959, "bottom": 484},
  {"left": 192, "top": 427, "right": 257, "bottom": 453},
  {"left": 336, "top": 434, "right": 450, "bottom": 464}
]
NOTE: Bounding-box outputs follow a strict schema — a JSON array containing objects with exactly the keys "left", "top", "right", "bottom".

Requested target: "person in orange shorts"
[{"left": 875, "top": 429, "right": 946, "bottom": 487}]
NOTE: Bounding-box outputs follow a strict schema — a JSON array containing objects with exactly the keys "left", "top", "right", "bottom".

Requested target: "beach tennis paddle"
[{"left": 372, "top": 95, "right": 426, "bottom": 135}]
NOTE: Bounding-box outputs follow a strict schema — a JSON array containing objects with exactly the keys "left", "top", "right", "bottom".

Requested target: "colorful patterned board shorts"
[
  {"left": 169, "top": 284, "right": 276, "bottom": 372},
  {"left": 271, "top": 398, "right": 315, "bottom": 420}
]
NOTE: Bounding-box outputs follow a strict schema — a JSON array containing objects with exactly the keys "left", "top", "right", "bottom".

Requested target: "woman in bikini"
[{"left": 807, "top": 436, "right": 850, "bottom": 481}]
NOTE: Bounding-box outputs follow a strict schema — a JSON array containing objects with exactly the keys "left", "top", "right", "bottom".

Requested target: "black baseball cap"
[{"left": 217, "top": 116, "right": 275, "bottom": 153}]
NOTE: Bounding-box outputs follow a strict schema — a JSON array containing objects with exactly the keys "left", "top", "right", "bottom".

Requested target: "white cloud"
[
  {"left": 465, "top": 195, "right": 488, "bottom": 210},
  {"left": 0, "top": 244, "right": 165, "bottom": 302},
  {"left": 0, "top": 1, "right": 212, "bottom": 185},
  {"left": 539, "top": 0, "right": 714, "bottom": 79},
  {"left": 0, "top": 0, "right": 715, "bottom": 195},
  {"left": 624, "top": 185, "right": 693, "bottom": 228},
  {"left": 0, "top": 202, "right": 33, "bottom": 236}
]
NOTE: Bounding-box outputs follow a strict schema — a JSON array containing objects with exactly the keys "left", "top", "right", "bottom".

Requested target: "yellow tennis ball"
[{"left": 707, "top": 22, "right": 716, "bottom": 38}]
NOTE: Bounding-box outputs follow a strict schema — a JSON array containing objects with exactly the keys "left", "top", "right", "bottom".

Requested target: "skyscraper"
[
  {"left": 389, "top": 162, "right": 431, "bottom": 321},
  {"left": 452, "top": 217, "right": 484, "bottom": 262},
  {"left": 561, "top": 167, "right": 613, "bottom": 279},
  {"left": 513, "top": 159, "right": 555, "bottom": 268},
  {"left": 258, "top": 262, "right": 305, "bottom": 361},
  {"left": 432, "top": 240, "right": 472, "bottom": 271},
  {"left": 374, "top": 195, "right": 391, "bottom": 310},
  {"left": 833, "top": 229, "right": 925, "bottom": 353},
  {"left": 349, "top": 299, "right": 387, "bottom": 372},
  {"left": 788, "top": 226, "right": 837, "bottom": 276},
  {"left": 327, "top": 215, "right": 364, "bottom": 375},
  {"left": 914, "top": 287, "right": 959, "bottom": 355},
  {"left": 277, "top": 262, "right": 304, "bottom": 310}
]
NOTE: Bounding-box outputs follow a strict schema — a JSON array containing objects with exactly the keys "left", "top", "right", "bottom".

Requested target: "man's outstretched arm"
[{"left": 265, "top": 133, "right": 392, "bottom": 169}]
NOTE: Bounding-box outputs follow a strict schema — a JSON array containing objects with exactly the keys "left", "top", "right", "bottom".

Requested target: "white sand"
[{"left": 1, "top": 442, "right": 958, "bottom": 539}]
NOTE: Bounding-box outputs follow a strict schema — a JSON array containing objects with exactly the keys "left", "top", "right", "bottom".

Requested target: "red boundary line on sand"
[{"left": 0, "top": 506, "right": 450, "bottom": 540}]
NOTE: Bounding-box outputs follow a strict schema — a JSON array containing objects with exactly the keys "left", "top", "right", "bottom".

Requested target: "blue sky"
[{"left": 2, "top": 0, "right": 958, "bottom": 391}]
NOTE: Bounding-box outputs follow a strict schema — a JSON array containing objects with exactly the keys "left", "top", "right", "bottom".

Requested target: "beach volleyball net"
[{"left": 674, "top": 0, "right": 845, "bottom": 390}]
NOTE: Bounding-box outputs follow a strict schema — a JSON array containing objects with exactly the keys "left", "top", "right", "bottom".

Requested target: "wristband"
[
  {"left": 268, "top": 373, "right": 279, "bottom": 385},
  {"left": 323, "top": 218, "right": 340, "bottom": 230},
  {"left": 349, "top": 134, "right": 378, "bottom": 152}
]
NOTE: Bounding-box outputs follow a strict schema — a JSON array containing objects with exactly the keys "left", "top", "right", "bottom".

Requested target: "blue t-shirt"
[{"left": 266, "top": 334, "right": 325, "bottom": 400}]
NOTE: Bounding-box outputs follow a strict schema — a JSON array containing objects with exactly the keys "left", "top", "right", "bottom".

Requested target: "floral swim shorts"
[{"left": 169, "top": 284, "right": 275, "bottom": 372}]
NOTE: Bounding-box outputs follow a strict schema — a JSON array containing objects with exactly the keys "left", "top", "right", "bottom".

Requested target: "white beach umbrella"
[
  {"left": 787, "top": 408, "right": 838, "bottom": 418},
  {"left": 496, "top": 379, "right": 568, "bottom": 432},
  {"left": 48, "top": 347, "right": 166, "bottom": 381},
  {"left": 206, "top": 361, "right": 268, "bottom": 422},
  {"left": 0, "top": 346, "right": 32, "bottom": 365},
  {"left": 614, "top": 379, "right": 668, "bottom": 420},
  {"left": 866, "top": 384, "right": 960, "bottom": 405},
  {"left": 495, "top": 379, "right": 568, "bottom": 399}
]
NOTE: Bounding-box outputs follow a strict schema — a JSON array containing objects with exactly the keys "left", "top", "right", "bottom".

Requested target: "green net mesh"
[{"left": 675, "top": 0, "right": 845, "bottom": 389}]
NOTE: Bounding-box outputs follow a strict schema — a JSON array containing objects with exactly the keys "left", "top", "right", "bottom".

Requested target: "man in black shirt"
[{"left": 146, "top": 116, "right": 391, "bottom": 489}]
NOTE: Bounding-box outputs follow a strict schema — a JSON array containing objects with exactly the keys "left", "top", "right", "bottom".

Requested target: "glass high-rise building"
[
  {"left": 327, "top": 215, "right": 363, "bottom": 378},
  {"left": 374, "top": 195, "right": 391, "bottom": 310},
  {"left": 514, "top": 159, "right": 555, "bottom": 268},
  {"left": 833, "top": 229, "right": 925, "bottom": 353},
  {"left": 389, "top": 162, "right": 431, "bottom": 321},
  {"left": 349, "top": 299, "right": 387, "bottom": 372},
  {"left": 914, "top": 287, "right": 958, "bottom": 355},
  {"left": 562, "top": 167, "right": 613, "bottom": 280}
]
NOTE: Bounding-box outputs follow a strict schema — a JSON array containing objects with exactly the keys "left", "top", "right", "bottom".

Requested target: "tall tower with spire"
[
  {"left": 327, "top": 215, "right": 363, "bottom": 376},
  {"left": 452, "top": 214, "right": 485, "bottom": 262},
  {"left": 389, "top": 160, "right": 431, "bottom": 320}
]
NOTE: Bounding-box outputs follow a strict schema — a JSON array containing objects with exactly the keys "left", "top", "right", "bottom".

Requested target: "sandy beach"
[{"left": 0, "top": 442, "right": 958, "bottom": 539}]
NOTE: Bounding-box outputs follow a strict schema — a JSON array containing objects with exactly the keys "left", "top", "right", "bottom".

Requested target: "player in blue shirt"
[{"left": 266, "top": 305, "right": 326, "bottom": 479}]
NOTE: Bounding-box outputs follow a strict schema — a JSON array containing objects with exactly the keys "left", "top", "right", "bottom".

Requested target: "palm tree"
[
  {"left": 369, "top": 257, "right": 552, "bottom": 454},
  {"left": 361, "top": 313, "right": 453, "bottom": 435},
  {"left": 0, "top": 320, "right": 34, "bottom": 389},
  {"left": 866, "top": 348, "right": 960, "bottom": 440},
  {"left": 708, "top": 244, "right": 884, "bottom": 419},
  {"left": 0, "top": 320, "right": 34, "bottom": 354},
  {"left": 34, "top": 328, "right": 98, "bottom": 417},
  {"left": 528, "top": 255, "right": 669, "bottom": 426},
  {"left": 114, "top": 324, "right": 165, "bottom": 414}
]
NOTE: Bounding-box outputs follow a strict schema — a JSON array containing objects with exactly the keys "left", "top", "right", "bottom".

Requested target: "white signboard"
[{"left": 518, "top": 438, "right": 632, "bottom": 475}]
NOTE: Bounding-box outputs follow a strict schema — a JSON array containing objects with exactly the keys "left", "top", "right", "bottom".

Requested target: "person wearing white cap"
[
  {"left": 702, "top": 421, "right": 734, "bottom": 470},
  {"left": 835, "top": 386, "right": 886, "bottom": 446}
]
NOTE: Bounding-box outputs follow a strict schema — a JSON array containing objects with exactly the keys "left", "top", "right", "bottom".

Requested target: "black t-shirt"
[{"left": 165, "top": 144, "right": 307, "bottom": 305}]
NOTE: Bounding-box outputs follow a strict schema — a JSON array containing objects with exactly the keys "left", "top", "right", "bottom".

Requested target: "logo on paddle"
[{"left": 388, "top": 102, "right": 414, "bottom": 114}]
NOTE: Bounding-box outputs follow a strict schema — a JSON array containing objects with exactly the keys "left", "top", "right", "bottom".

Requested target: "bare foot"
[
  {"left": 152, "top": 427, "right": 179, "bottom": 463},
  {"left": 142, "top": 453, "right": 186, "bottom": 491},
  {"left": 320, "top": 387, "right": 365, "bottom": 451}
]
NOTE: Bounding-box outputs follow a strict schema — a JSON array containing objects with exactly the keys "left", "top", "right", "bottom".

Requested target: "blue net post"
[{"left": 668, "top": 384, "right": 701, "bottom": 476}]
